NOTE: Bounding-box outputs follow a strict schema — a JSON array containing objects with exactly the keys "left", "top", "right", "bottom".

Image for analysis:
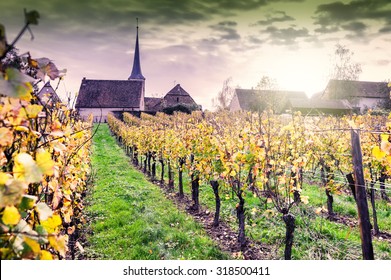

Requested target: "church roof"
[{"left": 75, "top": 78, "right": 143, "bottom": 108}]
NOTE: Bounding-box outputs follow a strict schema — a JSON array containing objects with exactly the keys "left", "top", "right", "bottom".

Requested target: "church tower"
[
  {"left": 128, "top": 18, "right": 145, "bottom": 81},
  {"left": 128, "top": 18, "right": 145, "bottom": 110}
]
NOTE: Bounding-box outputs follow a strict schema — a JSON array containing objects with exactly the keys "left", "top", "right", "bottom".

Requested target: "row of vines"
[
  {"left": 1, "top": 13, "right": 92, "bottom": 259},
  {"left": 108, "top": 110, "right": 391, "bottom": 259}
]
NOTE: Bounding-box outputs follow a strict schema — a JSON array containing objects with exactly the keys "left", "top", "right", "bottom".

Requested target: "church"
[{"left": 75, "top": 23, "right": 199, "bottom": 122}]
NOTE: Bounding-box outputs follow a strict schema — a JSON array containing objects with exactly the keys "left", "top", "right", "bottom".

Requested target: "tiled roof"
[
  {"left": 144, "top": 97, "right": 163, "bottom": 111},
  {"left": 288, "top": 98, "right": 353, "bottom": 110},
  {"left": 163, "top": 84, "right": 198, "bottom": 107},
  {"left": 75, "top": 78, "right": 143, "bottom": 108},
  {"left": 165, "top": 84, "right": 192, "bottom": 96},
  {"left": 325, "top": 80, "right": 389, "bottom": 99}
]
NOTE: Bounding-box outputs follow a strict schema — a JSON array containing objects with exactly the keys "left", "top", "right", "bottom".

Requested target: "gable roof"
[
  {"left": 163, "top": 84, "right": 198, "bottom": 107},
  {"left": 233, "top": 88, "right": 307, "bottom": 112},
  {"left": 75, "top": 78, "right": 143, "bottom": 108},
  {"left": 324, "top": 80, "right": 389, "bottom": 99},
  {"left": 37, "top": 81, "right": 62, "bottom": 105},
  {"left": 165, "top": 84, "right": 192, "bottom": 97}
]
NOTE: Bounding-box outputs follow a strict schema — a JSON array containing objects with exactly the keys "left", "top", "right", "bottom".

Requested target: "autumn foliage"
[{"left": 1, "top": 20, "right": 92, "bottom": 259}]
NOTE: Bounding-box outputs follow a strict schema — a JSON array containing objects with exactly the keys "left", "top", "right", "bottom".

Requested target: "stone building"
[{"left": 75, "top": 23, "right": 199, "bottom": 122}]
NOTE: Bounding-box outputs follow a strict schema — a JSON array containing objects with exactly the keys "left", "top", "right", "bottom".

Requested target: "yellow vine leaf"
[
  {"left": 13, "top": 153, "right": 41, "bottom": 184},
  {"left": 372, "top": 146, "right": 386, "bottom": 160},
  {"left": 2, "top": 205, "right": 21, "bottom": 225},
  {"left": 25, "top": 104, "right": 43, "bottom": 118},
  {"left": 15, "top": 126, "right": 29, "bottom": 132},
  {"left": 41, "top": 213, "right": 62, "bottom": 233},
  {"left": 49, "top": 235, "right": 68, "bottom": 257},
  {"left": 0, "top": 172, "right": 11, "bottom": 185},
  {"left": 61, "top": 207, "right": 72, "bottom": 223},
  {"left": 24, "top": 237, "right": 41, "bottom": 254},
  {"left": 74, "top": 131, "right": 84, "bottom": 139},
  {"left": 380, "top": 133, "right": 389, "bottom": 142},
  {"left": 40, "top": 250, "right": 53, "bottom": 260},
  {"left": 36, "top": 149, "right": 55, "bottom": 176}
]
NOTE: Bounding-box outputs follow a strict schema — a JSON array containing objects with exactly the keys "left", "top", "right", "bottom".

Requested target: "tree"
[
  {"left": 212, "top": 77, "right": 235, "bottom": 111},
  {"left": 330, "top": 43, "right": 362, "bottom": 81},
  {"left": 256, "top": 75, "right": 278, "bottom": 91},
  {"left": 253, "top": 75, "right": 279, "bottom": 113},
  {"left": 327, "top": 44, "right": 363, "bottom": 102}
]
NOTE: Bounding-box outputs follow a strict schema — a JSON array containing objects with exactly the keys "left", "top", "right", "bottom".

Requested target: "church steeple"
[{"left": 129, "top": 18, "right": 145, "bottom": 80}]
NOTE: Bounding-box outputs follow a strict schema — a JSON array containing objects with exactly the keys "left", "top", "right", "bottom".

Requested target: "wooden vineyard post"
[{"left": 350, "top": 129, "right": 374, "bottom": 260}]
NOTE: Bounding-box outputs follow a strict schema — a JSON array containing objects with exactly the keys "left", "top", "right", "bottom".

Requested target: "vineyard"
[
  {"left": 107, "top": 110, "right": 391, "bottom": 260},
  {"left": 1, "top": 10, "right": 391, "bottom": 261}
]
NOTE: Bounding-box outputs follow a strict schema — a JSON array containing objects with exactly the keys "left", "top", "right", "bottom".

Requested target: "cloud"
[
  {"left": 207, "top": 0, "right": 305, "bottom": 12},
  {"left": 247, "top": 36, "right": 264, "bottom": 44},
  {"left": 209, "top": 21, "right": 241, "bottom": 41},
  {"left": 341, "top": 21, "right": 367, "bottom": 39},
  {"left": 314, "top": 26, "right": 339, "bottom": 34},
  {"left": 376, "top": 59, "right": 390, "bottom": 66},
  {"left": 379, "top": 24, "right": 391, "bottom": 33},
  {"left": 263, "top": 26, "right": 310, "bottom": 45},
  {"left": 341, "top": 21, "right": 367, "bottom": 32},
  {"left": 253, "top": 11, "right": 295, "bottom": 26},
  {"left": 1, "top": 0, "right": 307, "bottom": 32},
  {"left": 313, "top": 0, "right": 391, "bottom": 38}
]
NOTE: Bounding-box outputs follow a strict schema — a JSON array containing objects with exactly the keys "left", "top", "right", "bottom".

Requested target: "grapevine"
[{"left": 1, "top": 18, "right": 92, "bottom": 259}]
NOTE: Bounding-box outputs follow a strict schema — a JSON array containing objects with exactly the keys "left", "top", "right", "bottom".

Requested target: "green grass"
[
  {"left": 301, "top": 183, "right": 391, "bottom": 231},
  {"left": 85, "top": 124, "right": 228, "bottom": 260}
]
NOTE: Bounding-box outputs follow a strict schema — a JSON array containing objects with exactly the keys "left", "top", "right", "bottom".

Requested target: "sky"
[{"left": 1, "top": 0, "right": 390, "bottom": 110}]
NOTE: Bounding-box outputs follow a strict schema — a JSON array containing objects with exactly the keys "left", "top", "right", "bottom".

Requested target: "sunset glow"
[{"left": 1, "top": 0, "right": 390, "bottom": 110}]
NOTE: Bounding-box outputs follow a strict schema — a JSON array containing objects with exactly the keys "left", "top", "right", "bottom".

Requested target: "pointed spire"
[{"left": 129, "top": 18, "right": 145, "bottom": 80}]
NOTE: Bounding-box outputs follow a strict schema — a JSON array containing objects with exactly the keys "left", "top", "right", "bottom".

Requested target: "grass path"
[{"left": 84, "top": 124, "right": 228, "bottom": 260}]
